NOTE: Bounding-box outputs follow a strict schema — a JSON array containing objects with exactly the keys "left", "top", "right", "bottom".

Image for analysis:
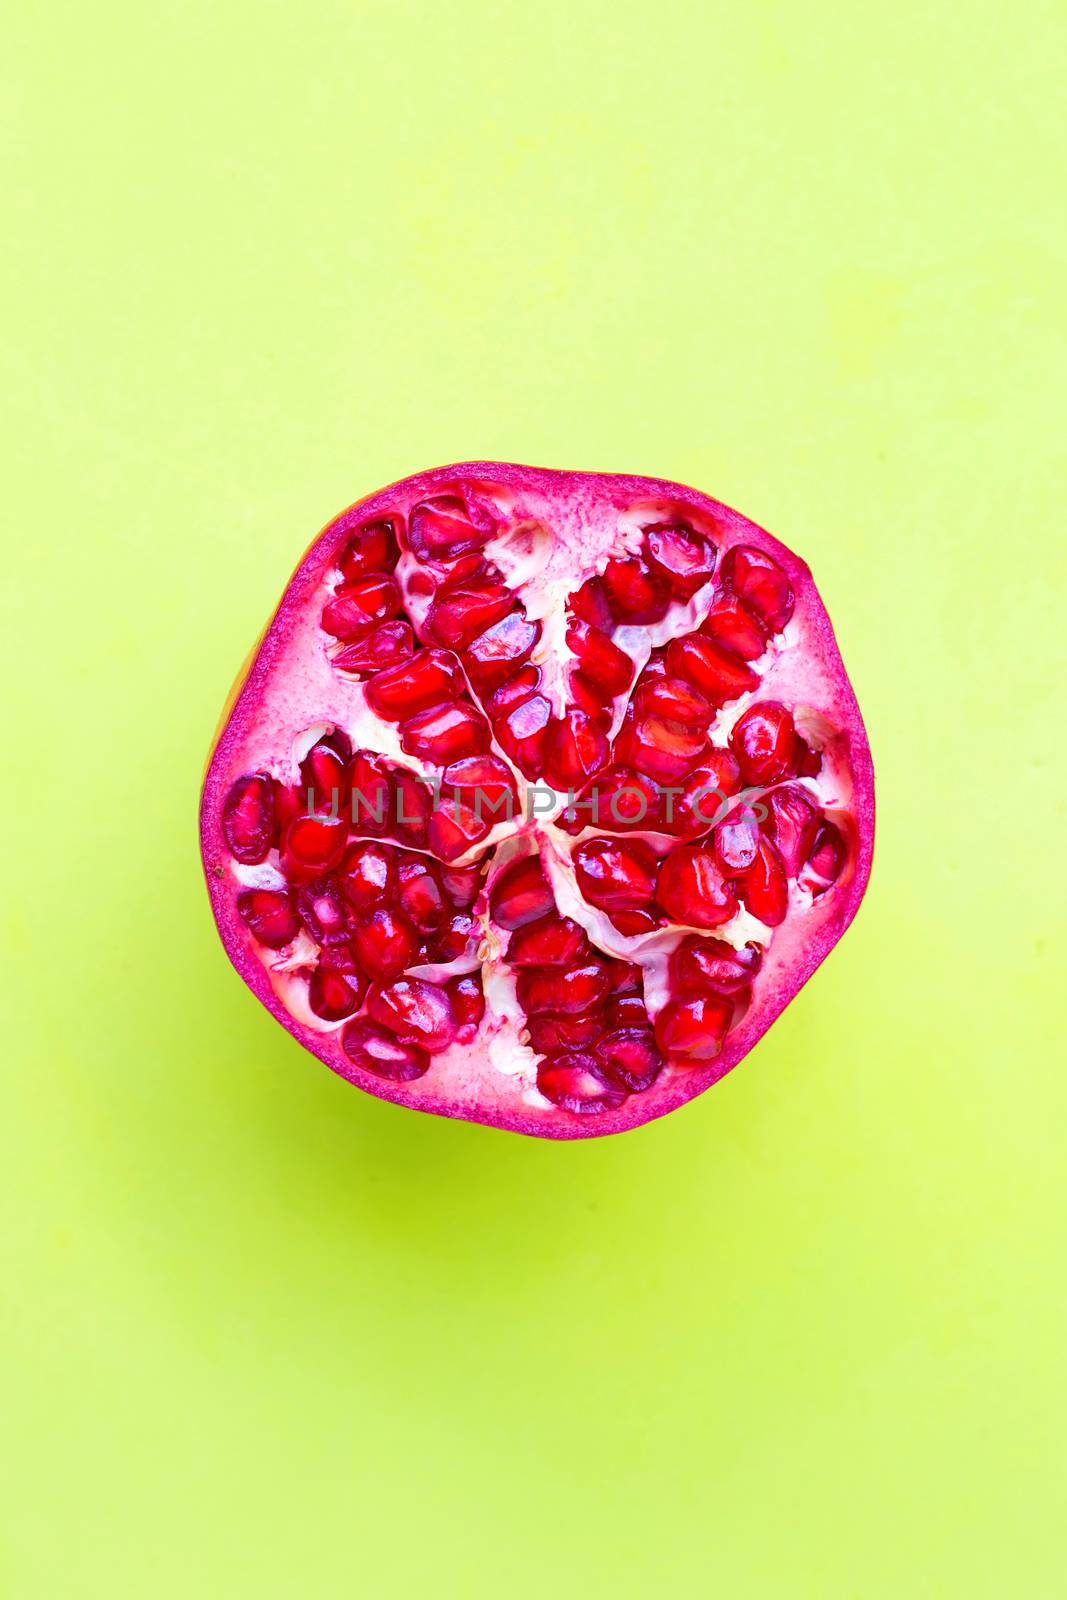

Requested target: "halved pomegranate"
[{"left": 202, "top": 463, "right": 874, "bottom": 1138}]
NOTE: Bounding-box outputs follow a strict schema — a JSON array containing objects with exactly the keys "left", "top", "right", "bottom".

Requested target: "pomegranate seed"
[
  {"left": 671, "top": 935, "right": 763, "bottom": 995},
  {"left": 597, "top": 1028, "right": 663, "bottom": 1092},
  {"left": 606, "top": 958, "right": 642, "bottom": 993},
  {"left": 337, "top": 518, "right": 399, "bottom": 582},
  {"left": 654, "top": 995, "right": 734, "bottom": 1060},
  {"left": 431, "top": 911, "right": 477, "bottom": 961},
  {"left": 400, "top": 701, "right": 490, "bottom": 765},
  {"left": 367, "top": 977, "right": 456, "bottom": 1054},
  {"left": 299, "top": 734, "right": 350, "bottom": 812},
  {"left": 528, "top": 1010, "right": 605, "bottom": 1051},
  {"left": 736, "top": 836, "right": 788, "bottom": 925},
  {"left": 396, "top": 856, "right": 447, "bottom": 933},
  {"left": 800, "top": 820, "right": 847, "bottom": 896},
  {"left": 425, "top": 578, "right": 514, "bottom": 649},
  {"left": 391, "top": 768, "right": 431, "bottom": 847},
  {"left": 340, "top": 1018, "right": 429, "bottom": 1081},
  {"left": 604, "top": 991, "right": 651, "bottom": 1028},
  {"left": 316, "top": 940, "right": 359, "bottom": 974},
  {"left": 536, "top": 1054, "right": 626, "bottom": 1114},
  {"left": 281, "top": 812, "right": 348, "bottom": 875},
  {"left": 558, "top": 767, "right": 661, "bottom": 834},
  {"left": 618, "top": 709, "right": 707, "bottom": 784},
  {"left": 507, "top": 913, "right": 590, "bottom": 967},
  {"left": 656, "top": 844, "right": 738, "bottom": 928},
  {"left": 721, "top": 545, "right": 794, "bottom": 633},
  {"left": 465, "top": 611, "right": 541, "bottom": 689},
  {"left": 441, "top": 754, "right": 518, "bottom": 817},
  {"left": 332, "top": 621, "right": 414, "bottom": 676},
  {"left": 441, "top": 863, "right": 486, "bottom": 909},
  {"left": 427, "top": 798, "right": 493, "bottom": 861},
  {"left": 607, "top": 909, "right": 663, "bottom": 937},
  {"left": 635, "top": 677, "right": 715, "bottom": 728},
  {"left": 350, "top": 906, "right": 420, "bottom": 979},
  {"left": 516, "top": 962, "right": 615, "bottom": 1016},
  {"left": 408, "top": 494, "right": 495, "bottom": 562},
  {"left": 222, "top": 774, "right": 275, "bottom": 864},
  {"left": 569, "top": 576, "right": 614, "bottom": 630},
  {"left": 762, "top": 785, "right": 821, "bottom": 876},
  {"left": 321, "top": 575, "right": 401, "bottom": 640},
  {"left": 601, "top": 556, "right": 671, "bottom": 623},
  {"left": 730, "top": 702, "right": 799, "bottom": 786},
  {"left": 494, "top": 692, "right": 552, "bottom": 774},
  {"left": 565, "top": 618, "right": 633, "bottom": 695},
  {"left": 339, "top": 840, "right": 396, "bottom": 910},
  {"left": 795, "top": 738, "right": 822, "bottom": 778},
  {"left": 574, "top": 837, "right": 658, "bottom": 912},
  {"left": 489, "top": 856, "right": 554, "bottom": 929},
  {"left": 447, "top": 972, "right": 485, "bottom": 1031},
  {"left": 237, "top": 889, "right": 299, "bottom": 948},
  {"left": 640, "top": 649, "right": 668, "bottom": 681},
  {"left": 660, "top": 754, "right": 742, "bottom": 837},
  {"left": 347, "top": 751, "right": 393, "bottom": 835},
  {"left": 644, "top": 522, "right": 717, "bottom": 596},
  {"left": 568, "top": 673, "right": 614, "bottom": 729},
  {"left": 365, "top": 649, "right": 464, "bottom": 720},
  {"left": 701, "top": 594, "right": 767, "bottom": 661},
  {"left": 543, "top": 708, "right": 610, "bottom": 791},
  {"left": 296, "top": 877, "right": 352, "bottom": 944},
  {"left": 308, "top": 965, "right": 364, "bottom": 1022},
  {"left": 271, "top": 780, "right": 304, "bottom": 843},
  {"left": 486, "top": 663, "right": 541, "bottom": 716},
  {"left": 713, "top": 804, "right": 760, "bottom": 873},
  {"left": 666, "top": 635, "right": 759, "bottom": 705}
]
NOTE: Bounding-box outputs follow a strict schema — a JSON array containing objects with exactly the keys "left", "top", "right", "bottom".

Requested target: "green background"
[{"left": 3, "top": 2, "right": 1064, "bottom": 1594}]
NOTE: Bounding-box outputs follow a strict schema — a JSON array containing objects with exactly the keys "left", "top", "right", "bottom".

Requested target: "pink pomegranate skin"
[{"left": 201, "top": 462, "right": 874, "bottom": 1139}]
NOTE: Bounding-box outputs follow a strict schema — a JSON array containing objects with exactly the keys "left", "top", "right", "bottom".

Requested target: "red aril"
[
  {"left": 597, "top": 1029, "right": 663, "bottom": 1092},
  {"left": 670, "top": 935, "right": 763, "bottom": 995},
  {"left": 365, "top": 649, "right": 464, "bottom": 720},
  {"left": 321, "top": 575, "right": 401, "bottom": 640},
  {"left": 237, "top": 889, "right": 299, "bottom": 949},
  {"left": 515, "top": 962, "right": 614, "bottom": 1016},
  {"left": 573, "top": 838, "right": 658, "bottom": 912},
  {"left": 535, "top": 1054, "right": 627, "bottom": 1115},
  {"left": 399, "top": 702, "right": 490, "bottom": 765},
  {"left": 656, "top": 844, "right": 738, "bottom": 929},
  {"left": 666, "top": 635, "right": 759, "bottom": 705},
  {"left": 465, "top": 611, "right": 541, "bottom": 689},
  {"left": 367, "top": 977, "right": 456, "bottom": 1054},
  {"left": 203, "top": 462, "right": 873, "bottom": 1137},
  {"left": 340, "top": 1019, "right": 429, "bottom": 1082},
  {"left": 601, "top": 557, "right": 671, "bottom": 623},
  {"left": 507, "top": 914, "right": 590, "bottom": 967},
  {"left": 332, "top": 621, "right": 414, "bottom": 676},
  {"left": 308, "top": 965, "right": 365, "bottom": 1022},
  {"left": 350, "top": 907, "right": 420, "bottom": 980},
  {"left": 721, "top": 545, "right": 794, "bottom": 633},
  {"left": 644, "top": 522, "right": 717, "bottom": 597},
  {"left": 655, "top": 995, "right": 734, "bottom": 1061},
  {"left": 700, "top": 593, "right": 767, "bottom": 660},
  {"left": 448, "top": 973, "right": 486, "bottom": 1033},
  {"left": 222, "top": 774, "right": 275, "bottom": 864},
  {"left": 730, "top": 701, "right": 799, "bottom": 786},
  {"left": 337, "top": 519, "right": 399, "bottom": 582}
]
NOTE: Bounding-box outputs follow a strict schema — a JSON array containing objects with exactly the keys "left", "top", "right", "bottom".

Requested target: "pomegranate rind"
[{"left": 201, "top": 461, "right": 875, "bottom": 1140}]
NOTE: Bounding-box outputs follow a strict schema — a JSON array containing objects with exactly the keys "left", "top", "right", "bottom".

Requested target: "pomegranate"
[{"left": 202, "top": 462, "right": 874, "bottom": 1138}]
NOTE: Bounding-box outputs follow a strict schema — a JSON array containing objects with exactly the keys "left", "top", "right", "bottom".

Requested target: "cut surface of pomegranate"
[{"left": 202, "top": 462, "right": 874, "bottom": 1138}]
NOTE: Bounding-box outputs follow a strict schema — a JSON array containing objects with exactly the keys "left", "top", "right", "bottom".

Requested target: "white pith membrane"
[{"left": 203, "top": 466, "right": 874, "bottom": 1138}]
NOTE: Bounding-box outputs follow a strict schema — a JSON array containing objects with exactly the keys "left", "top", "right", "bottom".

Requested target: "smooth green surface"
[{"left": 3, "top": 3, "right": 1064, "bottom": 1595}]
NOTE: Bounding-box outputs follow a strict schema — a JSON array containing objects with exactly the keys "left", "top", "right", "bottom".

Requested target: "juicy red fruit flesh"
[{"left": 203, "top": 462, "right": 873, "bottom": 1140}]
